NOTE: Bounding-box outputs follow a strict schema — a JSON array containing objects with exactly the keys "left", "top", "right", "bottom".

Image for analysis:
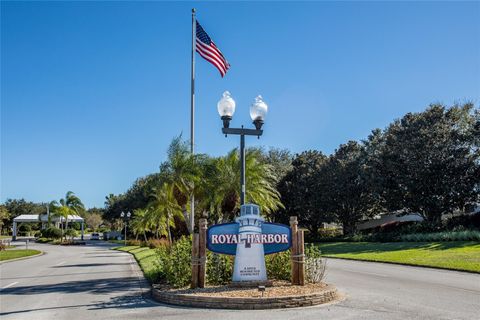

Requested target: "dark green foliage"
[
  {"left": 206, "top": 253, "right": 233, "bottom": 285},
  {"left": 65, "top": 229, "right": 77, "bottom": 240},
  {"left": 41, "top": 227, "right": 63, "bottom": 239},
  {"left": 371, "top": 104, "right": 479, "bottom": 228},
  {"left": 277, "top": 151, "right": 334, "bottom": 236},
  {"left": 325, "top": 141, "right": 383, "bottom": 235},
  {"left": 103, "top": 173, "right": 164, "bottom": 221},
  {"left": 444, "top": 214, "right": 480, "bottom": 231},
  {"left": 2, "top": 199, "right": 47, "bottom": 231},
  {"left": 155, "top": 236, "right": 192, "bottom": 287},
  {"left": 265, "top": 250, "right": 291, "bottom": 281},
  {"left": 305, "top": 243, "right": 322, "bottom": 259}
]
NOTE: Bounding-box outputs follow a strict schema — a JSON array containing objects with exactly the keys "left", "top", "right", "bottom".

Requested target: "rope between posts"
[{"left": 291, "top": 253, "right": 305, "bottom": 264}]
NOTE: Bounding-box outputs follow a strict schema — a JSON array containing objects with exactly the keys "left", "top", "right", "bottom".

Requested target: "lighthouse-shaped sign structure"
[{"left": 233, "top": 204, "right": 267, "bottom": 282}]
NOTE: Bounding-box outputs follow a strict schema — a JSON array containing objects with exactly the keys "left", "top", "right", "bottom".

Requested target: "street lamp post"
[
  {"left": 217, "top": 91, "right": 268, "bottom": 205},
  {"left": 120, "top": 211, "right": 131, "bottom": 245}
]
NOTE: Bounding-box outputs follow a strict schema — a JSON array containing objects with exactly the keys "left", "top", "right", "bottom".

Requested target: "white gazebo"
[{"left": 12, "top": 214, "right": 85, "bottom": 240}]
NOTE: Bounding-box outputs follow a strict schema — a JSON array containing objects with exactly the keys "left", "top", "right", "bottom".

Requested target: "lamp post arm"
[{"left": 222, "top": 128, "right": 263, "bottom": 136}]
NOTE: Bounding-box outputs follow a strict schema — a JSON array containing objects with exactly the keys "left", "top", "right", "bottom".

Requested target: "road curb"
[
  {"left": 0, "top": 251, "right": 45, "bottom": 264},
  {"left": 324, "top": 256, "right": 480, "bottom": 274}
]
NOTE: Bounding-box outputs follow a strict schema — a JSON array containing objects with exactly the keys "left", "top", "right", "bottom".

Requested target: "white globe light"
[
  {"left": 250, "top": 95, "right": 268, "bottom": 121},
  {"left": 217, "top": 91, "right": 236, "bottom": 118}
]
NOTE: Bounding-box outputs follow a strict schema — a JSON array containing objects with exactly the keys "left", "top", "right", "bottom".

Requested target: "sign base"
[{"left": 228, "top": 280, "right": 273, "bottom": 288}]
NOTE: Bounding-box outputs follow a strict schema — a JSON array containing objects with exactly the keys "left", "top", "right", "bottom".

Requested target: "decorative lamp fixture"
[
  {"left": 217, "top": 91, "right": 268, "bottom": 205},
  {"left": 217, "top": 91, "right": 236, "bottom": 128},
  {"left": 250, "top": 95, "right": 268, "bottom": 130}
]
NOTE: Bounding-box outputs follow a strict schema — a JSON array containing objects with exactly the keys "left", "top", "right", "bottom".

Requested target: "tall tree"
[
  {"left": 52, "top": 191, "right": 85, "bottom": 240},
  {"left": 131, "top": 208, "right": 151, "bottom": 241},
  {"left": 0, "top": 205, "right": 10, "bottom": 235},
  {"left": 373, "top": 103, "right": 480, "bottom": 228},
  {"left": 198, "top": 148, "right": 283, "bottom": 223},
  {"left": 84, "top": 209, "right": 104, "bottom": 231},
  {"left": 277, "top": 151, "right": 334, "bottom": 237},
  {"left": 148, "top": 183, "right": 183, "bottom": 243},
  {"left": 160, "top": 136, "right": 200, "bottom": 234},
  {"left": 326, "top": 141, "right": 381, "bottom": 235}
]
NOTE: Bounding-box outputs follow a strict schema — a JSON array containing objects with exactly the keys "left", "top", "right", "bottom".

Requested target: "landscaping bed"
[{"left": 152, "top": 282, "right": 338, "bottom": 309}]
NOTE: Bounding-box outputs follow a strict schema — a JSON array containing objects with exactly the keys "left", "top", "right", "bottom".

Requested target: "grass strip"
[
  {"left": 114, "top": 245, "right": 158, "bottom": 282},
  {"left": 316, "top": 241, "right": 480, "bottom": 273},
  {"left": 0, "top": 249, "right": 42, "bottom": 261}
]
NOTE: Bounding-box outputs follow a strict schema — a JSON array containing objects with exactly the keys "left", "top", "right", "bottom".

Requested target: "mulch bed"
[{"left": 154, "top": 281, "right": 329, "bottom": 298}]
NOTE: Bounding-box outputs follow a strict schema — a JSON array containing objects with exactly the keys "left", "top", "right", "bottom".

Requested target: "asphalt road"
[{"left": 1, "top": 242, "right": 479, "bottom": 320}]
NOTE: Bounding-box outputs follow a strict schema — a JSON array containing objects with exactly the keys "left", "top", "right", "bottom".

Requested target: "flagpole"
[{"left": 190, "top": 8, "right": 196, "bottom": 233}]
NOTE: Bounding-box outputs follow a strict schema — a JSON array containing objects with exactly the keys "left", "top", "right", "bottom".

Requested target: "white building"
[{"left": 12, "top": 214, "right": 85, "bottom": 240}]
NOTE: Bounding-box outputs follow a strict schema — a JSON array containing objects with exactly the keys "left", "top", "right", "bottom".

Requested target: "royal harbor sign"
[{"left": 207, "top": 204, "right": 291, "bottom": 282}]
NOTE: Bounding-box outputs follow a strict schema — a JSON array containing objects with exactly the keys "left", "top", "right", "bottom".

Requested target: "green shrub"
[
  {"left": 65, "top": 229, "right": 78, "bottom": 240},
  {"left": 400, "top": 230, "right": 480, "bottom": 242},
  {"left": 265, "top": 250, "right": 291, "bottom": 281},
  {"left": 41, "top": 227, "right": 63, "bottom": 239},
  {"left": 36, "top": 237, "right": 52, "bottom": 243},
  {"left": 155, "top": 236, "right": 191, "bottom": 287},
  {"left": 206, "top": 252, "right": 233, "bottom": 285}
]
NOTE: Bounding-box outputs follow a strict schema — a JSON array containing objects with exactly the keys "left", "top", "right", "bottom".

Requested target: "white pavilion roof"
[{"left": 13, "top": 214, "right": 84, "bottom": 223}]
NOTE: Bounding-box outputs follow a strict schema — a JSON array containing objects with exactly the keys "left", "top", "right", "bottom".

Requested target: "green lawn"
[
  {"left": 0, "top": 249, "right": 41, "bottom": 261},
  {"left": 317, "top": 241, "right": 480, "bottom": 273},
  {"left": 113, "top": 246, "right": 159, "bottom": 282}
]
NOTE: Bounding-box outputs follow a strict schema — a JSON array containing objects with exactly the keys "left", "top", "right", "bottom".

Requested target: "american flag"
[{"left": 196, "top": 21, "right": 230, "bottom": 77}]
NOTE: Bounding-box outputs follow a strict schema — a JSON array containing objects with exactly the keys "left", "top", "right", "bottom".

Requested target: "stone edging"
[
  {"left": 151, "top": 284, "right": 338, "bottom": 309},
  {"left": 0, "top": 251, "right": 44, "bottom": 264}
]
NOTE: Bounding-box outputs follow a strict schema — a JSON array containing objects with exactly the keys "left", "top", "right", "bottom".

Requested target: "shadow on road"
[
  {"left": 0, "top": 293, "right": 161, "bottom": 317},
  {"left": 52, "top": 262, "right": 132, "bottom": 268},
  {"left": 1, "top": 276, "right": 142, "bottom": 295}
]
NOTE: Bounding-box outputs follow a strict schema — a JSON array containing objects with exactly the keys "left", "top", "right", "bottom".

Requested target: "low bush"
[
  {"left": 444, "top": 214, "right": 480, "bottom": 231},
  {"left": 41, "top": 227, "right": 63, "bottom": 240},
  {"left": 65, "top": 229, "right": 77, "bottom": 240},
  {"left": 0, "top": 243, "right": 6, "bottom": 251},
  {"left": 155, "top": 236, "right": 191, "bottom": 287},
  {"left": 400, "top": 230, "right": 480, "bottom": 242},
  {"left": 206, "top": 252, "right": 233, "bottom": 285},
  {"left": 147, "top": 238, "right": 169, "bottom": 249},
  {"left": 126, "top": 239, "right": 142, "bottom": 246},
  {"left": 266, "top": 250, "right": 291, "bottom": 281},
  {"left": 304, "top": 243, "right": 326, "bottom": 283},
  {"left": 36, "top": 237, "right": 52, "bottom": 243},
  {"left": 152, "top": 237, "right": 329, "bottom": 286}
]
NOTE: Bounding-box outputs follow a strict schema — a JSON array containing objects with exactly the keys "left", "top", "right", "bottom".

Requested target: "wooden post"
[
  {"left": 290, "top": 216, "right": 299, "bottom": 285},
  {"left": 191, "top": 233, "right": 199, "bottom": 288},
  {"left": 297, "top": 229, "right": 305, "bottom": 286},
  {"left": 198, "top": 218, "right": 207, "bottom": 288}
]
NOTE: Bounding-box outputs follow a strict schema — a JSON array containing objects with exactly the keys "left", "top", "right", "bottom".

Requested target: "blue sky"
[{"left": 2, "top": 1, "right": 479, "bottom": 208}]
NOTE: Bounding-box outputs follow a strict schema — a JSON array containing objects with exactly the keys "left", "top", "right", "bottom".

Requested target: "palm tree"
[
  {"left": 149, "top": 182, "right": 183, "bottom": 244},
  {"left": 51, "top": 191, "right": 85, "bottom": 241},
  {"left": 160, "top": 136, "right": 201, "bottom": 233},
  {"left": 197, "top": 148, "right": 283, "bottom": 222},
  {"left": 131, "top": 208, "right": 151, "bottom": 242}
]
